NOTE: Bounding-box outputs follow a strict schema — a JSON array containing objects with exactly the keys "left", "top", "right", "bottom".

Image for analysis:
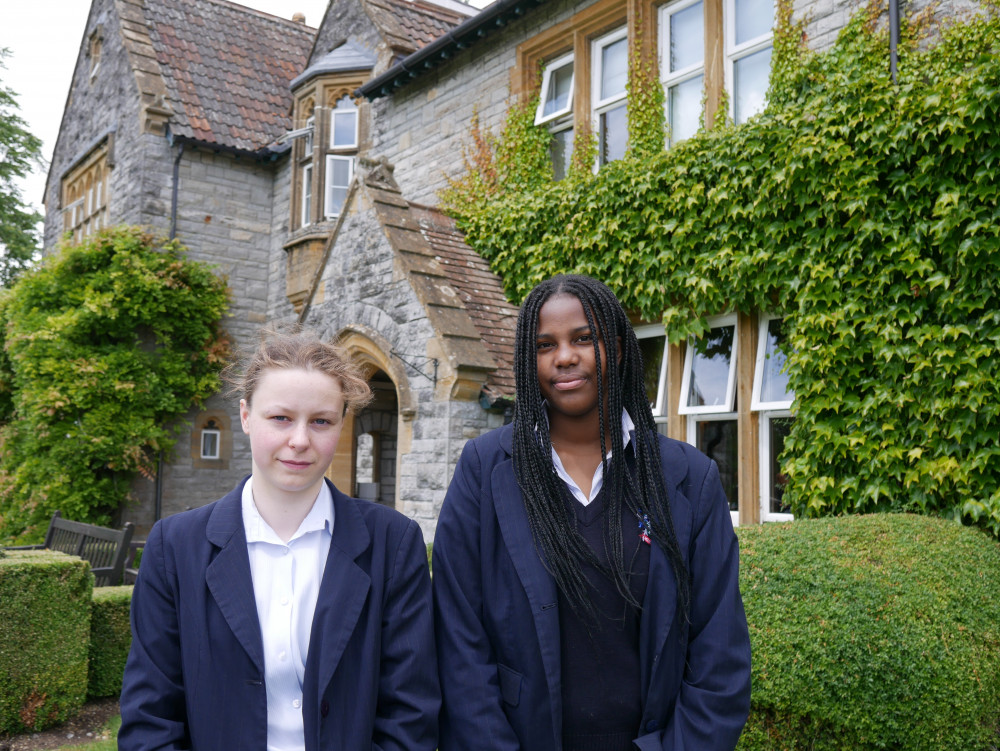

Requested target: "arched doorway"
[{"left": 353, "top": 369, "right": 398, "bottom": 507}]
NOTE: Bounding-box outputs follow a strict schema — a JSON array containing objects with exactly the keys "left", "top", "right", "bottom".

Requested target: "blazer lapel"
[
  {"left": 205, "top": 482, "right": 265, "bottom": 673},
  {"left": 492, "top": 426, "right": 563, "bottom": 747},
  {"left": 309, "top": 482, "right": 372, "bottom": 698}
]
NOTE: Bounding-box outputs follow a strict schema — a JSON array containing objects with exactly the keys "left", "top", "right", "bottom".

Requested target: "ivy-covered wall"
[
  {"left": 0, "top": 227, "right": 230, "bottom": 543},
  {"left": 442, "top": 3, "right": 1000, "bottom": 535}
]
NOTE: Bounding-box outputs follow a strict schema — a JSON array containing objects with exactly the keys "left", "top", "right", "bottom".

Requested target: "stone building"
[
  {"left": 44, "top": 0, "right": 517, "bottom": 540},
  {"left": 44, "top": 0, "right": 984, "bottom": 536}
]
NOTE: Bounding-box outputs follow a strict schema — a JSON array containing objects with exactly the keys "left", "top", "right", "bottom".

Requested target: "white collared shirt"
[
  {"left": 241, "top": 478, "right": 334, "bottom": 751},
  {"left": 550, "top": 409, "right": 636, "bottom": 506}
]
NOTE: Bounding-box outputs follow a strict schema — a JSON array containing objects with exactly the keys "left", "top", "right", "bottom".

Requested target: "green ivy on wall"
[
  {"left": 442, "top": 2, "right": 1000, "bottom": 535},
  {"left": 0, "top": 227, "right": 231, "bottom": 543}
]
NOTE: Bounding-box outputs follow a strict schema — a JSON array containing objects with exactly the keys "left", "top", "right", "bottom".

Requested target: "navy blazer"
[
  {"left": 432, "top": 424, "right": 751, "bottom": 751},
  {"left": 119, "top": 477, "right": 439, "bottom": 751}
]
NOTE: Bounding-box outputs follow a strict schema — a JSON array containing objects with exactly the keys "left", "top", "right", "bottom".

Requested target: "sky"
[{"left": 1, "top": 0, "right": 334, "bottom": 227}]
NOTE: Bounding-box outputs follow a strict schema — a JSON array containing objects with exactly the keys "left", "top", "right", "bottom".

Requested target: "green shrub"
[
  {"left": 737, "top": 514, "right": 1000, "bottom": 750},
  {"left": 88, "top": 586, "right": 132, "bottom": 699},
  {"left": 0, "top": 551, "right": 91, "bottom": 734}
]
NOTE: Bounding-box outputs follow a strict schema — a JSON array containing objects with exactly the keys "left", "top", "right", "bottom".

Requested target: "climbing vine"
[
  {"left": 441, "top": 2, "right": 1000, "bottom": 535},
  {"left": 0, "top": 227, "right": 231, "bottom": 543}
]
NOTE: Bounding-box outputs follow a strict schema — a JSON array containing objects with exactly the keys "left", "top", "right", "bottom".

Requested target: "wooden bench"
[{"left": 7, "top": 511, "right": 135, "bottom": 587}]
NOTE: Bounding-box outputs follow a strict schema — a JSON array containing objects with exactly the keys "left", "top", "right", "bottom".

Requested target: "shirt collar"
[{"left": 241, "top": 478, "right": 334, "bottom": 545}]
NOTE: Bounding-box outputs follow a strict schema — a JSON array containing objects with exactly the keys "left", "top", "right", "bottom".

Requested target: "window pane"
[
  {"left": 327, "top": 187, "right": 348, "bottom": 217},
  {"left": 638, "top": 335, "right": 665, "bottom": 408},
  {"left": 550, "top": 127, "right": 573, "bottom": 180},
  {"left": 669, "top": 74, "right": 703, "bottom": 143},
  {"left": 601, "top": 37, "right": 628, "bottom": 100},
  {"left": 687, "top": 324, "right": 735, "bottom": 408},
  {"left": 735, "top": 0, "right": 774, "bottom": 45},
  {"left": 695, "top": 419, "right": 738, "bottom": 511},
  {"left": 330, "top": 158, "right": 351, "bottom": 187},
  {"left": 333, "top": 111, "right": 357, "bottom": 147},
  {"left": 543, "top": 62, "right": 574, "bottom": 117},
  {"left": 767, "top": 416, "right": 793, "bottom": 514},
  {"left": 201, "top": 431, "right": 219, "bottom": 459},
  {"left": 734, "top": 45, "right": 771, "bottom": 123},
  {"left": 600, "top": 102, "right": 628, "bottom": 163},
  {"left": 670, "top": 2, "right": 704, "bottom": 72},
  {"left": 760, "top": 317, "right": 793, "bottom": 403}
]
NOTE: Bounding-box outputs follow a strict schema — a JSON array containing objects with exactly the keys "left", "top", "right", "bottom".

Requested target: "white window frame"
[
  {"left": 686, "top": 411, "right": 740, "bottom": 525},
  {"left": 659, "top": 0, "right": 706, "bottom": 146},
  {"left": 330, "top": 99, "right": 358, "bottom": 151},
  {"left": 759, "top": 410, "right": 793, "bottom": 522},
  {"left": 678, "top": 313, "right": 739, "bottom": 415},
  {"left": 200, "top": 428, "right": 221, "bottom": 460},
  {"left": 591, "top": 26, "right": 629, "bottom": 166},
  {"left": 751, "top": 313, "right": 794, "bottom": 411},
  {"left": 324, "top": 155, "right": 354, "bottom": 220},
  {"left": 725, "top": 0, "right": 775, "bottom": 123},
  {"left": 535, "top": 52, "right": 575, "bottom": 126},
  {"left": 633, "top": 323, "right": 669, "bottom": 420},
  {"left": 301, "top": 163, "right": 313, "bottom": 227}
]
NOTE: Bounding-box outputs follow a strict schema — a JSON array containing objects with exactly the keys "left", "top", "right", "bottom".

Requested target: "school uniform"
[
  {"left": 119, "top": 476, "right": 439, "bottom": 751},
  {"left": 432, "top": 423, "right": 750, "bottom": 751}
]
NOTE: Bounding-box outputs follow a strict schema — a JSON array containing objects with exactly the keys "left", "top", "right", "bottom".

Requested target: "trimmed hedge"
[
  {"left": 0, "top": 550, "right": 91, "bottom": 734},
  {"left": 88, "top": 586, "right": 133, "bottom": 698},
  {"left": 737, "top": 514, "right": 1000, "bottom": 750}
]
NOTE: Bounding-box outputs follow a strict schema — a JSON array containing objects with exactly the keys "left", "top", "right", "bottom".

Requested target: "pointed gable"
[
  {"left": 141, "top": 0, "right": 316, "bottom": 152},
  {"left": 364, "top": 0, "right": 473, "bottom": 57}
]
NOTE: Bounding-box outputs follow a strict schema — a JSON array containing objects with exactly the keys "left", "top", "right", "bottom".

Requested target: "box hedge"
[
  {"left": 737, "top": 514, "right": 1000, "bottom": 750},
  {"left": 88, "top": 585, "right": 133, "bottom": 698},
  {"left": 0, "top": 550, "right": 91, "bottom": 734}
]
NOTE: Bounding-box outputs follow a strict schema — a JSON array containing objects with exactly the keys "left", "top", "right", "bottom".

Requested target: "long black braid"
[{"left": 512, "top": 275, "right": 691, "bottom": 626}]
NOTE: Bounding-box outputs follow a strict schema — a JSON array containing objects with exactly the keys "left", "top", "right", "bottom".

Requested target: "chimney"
[{"left": 292, "top": 12, "right": 306, "bottom": 23}]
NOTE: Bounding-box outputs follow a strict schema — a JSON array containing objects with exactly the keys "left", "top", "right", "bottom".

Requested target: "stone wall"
[
  {"left": 367, "top": 0, "right": 579, "bottom": 205},
  {"left": 123, "top": 147, "right": 281, "bottom": 530}
]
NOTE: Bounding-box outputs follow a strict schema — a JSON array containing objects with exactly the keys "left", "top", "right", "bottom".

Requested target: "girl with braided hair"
[{"left": 433, "top": 274, "right": 750, "bottom": 751}]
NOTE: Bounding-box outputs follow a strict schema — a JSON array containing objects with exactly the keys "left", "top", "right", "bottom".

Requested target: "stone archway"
[
  {"left": 353, "top": 370, "right": 398, "bottom": 507},
  {"left": 327, "top": 325, "right": 413, "bottom": 506}
]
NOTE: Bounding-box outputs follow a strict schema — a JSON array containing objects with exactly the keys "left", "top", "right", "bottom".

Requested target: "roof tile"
[
  {"left": 143, "top": 0, "right": 315, "bottom": 152},
  {"left": 410, "top": 204, "right": 518, "bottom": 397}
]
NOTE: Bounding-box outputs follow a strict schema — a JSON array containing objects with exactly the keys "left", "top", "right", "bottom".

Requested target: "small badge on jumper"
[{"left": 637, "top": 512, "right": 652, "bottom": 545}]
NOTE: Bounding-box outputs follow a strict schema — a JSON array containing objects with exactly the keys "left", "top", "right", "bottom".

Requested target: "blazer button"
[
  {"left": 320, "top": 700, "right": 330, "bottom": 717},
  {"left": 645, "top": 720, "right": 659, "bottom": 732}
]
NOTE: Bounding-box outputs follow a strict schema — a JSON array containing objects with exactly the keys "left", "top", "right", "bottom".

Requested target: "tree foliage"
[
  {"left": 0, "top": 227, "right": 231, "bottom": 543},
  {"left": 441, "top": 3, "right": 1000, "bottom": 535},
  {"left": 0, "top": 49, "right": 44, "bottom": 287}
]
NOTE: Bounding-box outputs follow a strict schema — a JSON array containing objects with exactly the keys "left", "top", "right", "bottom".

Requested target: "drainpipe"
[
  {"left": 889, "top": 0, "right": 899, "bottom": 85},
  {"left": 169, "top": 140, "right": 185, "bottom": 240},
  {"left": 156, "top": 139, "right": 185, "bottom": 523}
]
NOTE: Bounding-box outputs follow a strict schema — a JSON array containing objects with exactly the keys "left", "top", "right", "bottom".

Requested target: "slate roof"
[
  {"left": 410, "top": 204, "right": 518, "bottom": 397},
  {"left": 143, "top": 0, "right": 316, "bottom": 152},
  {"left": 365, "top": 0, "right": 473, "bottom": 57},
  {"left": 291, "top": 40, "right": 377, "bottom": 90}
]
